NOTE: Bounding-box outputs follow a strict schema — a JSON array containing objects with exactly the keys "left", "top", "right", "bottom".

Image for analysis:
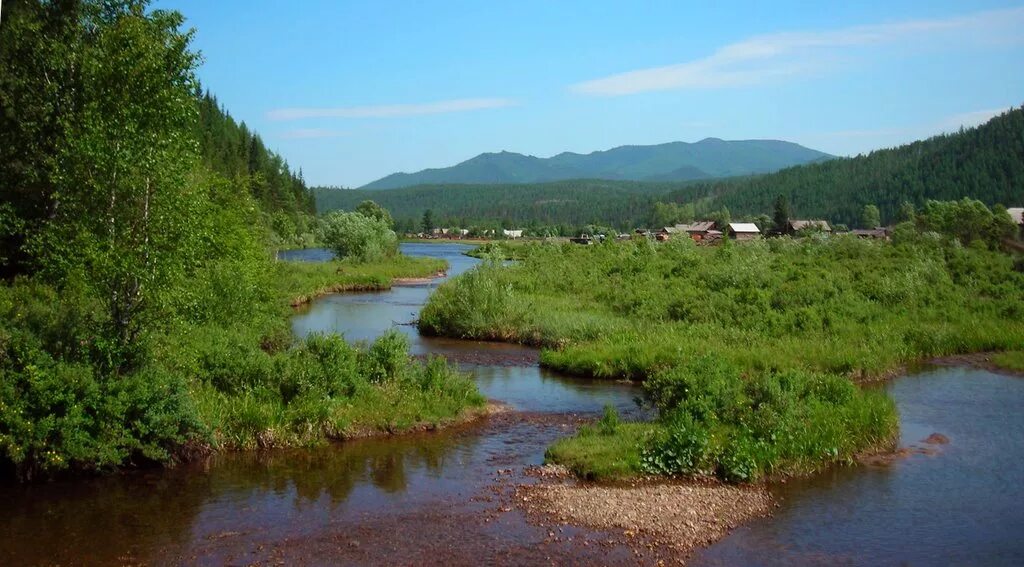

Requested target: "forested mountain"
[
  {"left": 660, "top": 106, "right": 1024, "bottom": 227},
  {"left": 316, "top": 180, "right": 685, "bottom": 230},
  {"left": 361, "top": 139, "right": 832, "bottom": 189}
]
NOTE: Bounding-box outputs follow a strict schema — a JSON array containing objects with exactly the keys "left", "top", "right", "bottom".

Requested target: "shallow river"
[{"left": 1, "top": 243, "right": 1022, "bottom": 565}]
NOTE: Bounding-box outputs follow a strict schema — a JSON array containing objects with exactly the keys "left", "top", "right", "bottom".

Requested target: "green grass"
[
  {"left": 276, "top": 255, "right": 446, "bottom": 306},
  {"left": 546, "top": 422, "right": 657, "bottom": 480},
  {"left": 992, "top": 350, "right": 1024, "bottom": 372},
  {"left": 421, "top": 235, "right": 1024, "bottom": 482}
]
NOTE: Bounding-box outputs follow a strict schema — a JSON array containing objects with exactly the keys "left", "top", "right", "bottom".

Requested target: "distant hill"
[
  {"left": 662, "top": 106, "right": 1024, "bottom": 227},
  {"left": 361, "top": 138, "right": 832, "bottom": 190}
]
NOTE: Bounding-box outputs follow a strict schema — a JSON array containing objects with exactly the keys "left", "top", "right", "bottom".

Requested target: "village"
[{"left": 408, "top": 207, "right": 1024, "bottom": 246}]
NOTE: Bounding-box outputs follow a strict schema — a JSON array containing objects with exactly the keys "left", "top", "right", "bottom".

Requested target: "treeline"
[
  {"left": 661, "top": 106, "right": 1024, "bottom": 226},
  {"left": 196, "top": 92, "right": 317, "bottom": 242},
  {"left": 314, "top": 179, "right": 684, "bottom": 233}
]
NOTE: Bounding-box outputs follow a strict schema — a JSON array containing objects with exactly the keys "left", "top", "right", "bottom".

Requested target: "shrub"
[{"left": 321, "top": 211, "right": 398, "bottom": 263}]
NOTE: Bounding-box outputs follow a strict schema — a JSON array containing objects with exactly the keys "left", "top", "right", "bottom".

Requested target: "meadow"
[{"left": 420, "top": 231, "right": 1024, "bottom": 481}]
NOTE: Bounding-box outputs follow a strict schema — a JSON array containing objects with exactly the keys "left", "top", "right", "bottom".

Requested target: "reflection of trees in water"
[
  {"left": 0, "top": 469, "right": 215, "bottom": 565},
  {"left": 0, "top": 429, "right": 482, "bottom": 564},
  {"left": 212, "top": 427, "right": 480, "bottom": 507}
]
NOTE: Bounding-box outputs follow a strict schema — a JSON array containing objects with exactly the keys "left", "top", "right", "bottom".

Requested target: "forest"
[
  {"left": 0, "top": 0, "right": 483, "bottom": 480},
  {"left": 314, "top": 179, "right": 684, "bottom": 234}
]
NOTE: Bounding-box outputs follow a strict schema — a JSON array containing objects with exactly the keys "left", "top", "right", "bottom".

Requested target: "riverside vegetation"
[
  {"left": 420, "top": 202, "right": 1024, "bottom": 482},
  {"left": 0, "top": 1, "right": 482, "bottom": 481}
]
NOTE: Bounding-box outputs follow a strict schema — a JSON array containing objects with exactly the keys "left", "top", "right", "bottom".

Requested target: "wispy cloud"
[
  {"left": 939, "top": 108, "right": 1007, "bottom": 130},
  {"left": 268, "top": 98, "right": 517, "bottom": 121},
  {"left": 571, "top": 7, "right": 1024, "bottom": 96},
  {"left": 280, "top": 128, "right": 348, "bottom": 139},
  {"left": 803, "top": 106, "right": 1014, "bottom": 155}
]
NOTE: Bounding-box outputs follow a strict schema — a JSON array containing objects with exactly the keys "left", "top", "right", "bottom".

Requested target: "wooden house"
[
  {"left": 787, "top": 220, "right": 832, "bottom": 234},
  {"left": 727, "top": 222, "right": 761, "bottom": 241}
]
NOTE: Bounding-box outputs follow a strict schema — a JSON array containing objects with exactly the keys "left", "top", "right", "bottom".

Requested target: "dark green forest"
[
  {"left": 196, "top": 92, "right": 317, "bottom": 242},
  {"left": 315, "top": 180, "right": 686, "bottom": 232},
  {"left": 662, "top": 106, "right": 1024, "bottom": 226}
]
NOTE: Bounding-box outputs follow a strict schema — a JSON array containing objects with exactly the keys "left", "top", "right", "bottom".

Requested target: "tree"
[
  {"left": 421, "top": 209, "right": 435, "bottom": 233},
  {"left": 18, "top": 1, "right": 203, "bottom": 371},
  {"left": 772, "top": 194, "right": 791, "bottom": 234},
  {"left": 860, "top": 204, "right": 881, "bottom": 229},
  {"left": 355, "top": 199, "right": 393, "bottom": 228},
  {"left": 322, "top": 211, "right": 397, "bottom": 262},
  {"left": 897, "top": 201, "right": 916, "bottom": 223}
]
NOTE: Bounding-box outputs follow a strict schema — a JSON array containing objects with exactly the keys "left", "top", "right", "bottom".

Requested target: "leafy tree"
[
  {"left": 19, "top": 1, "right": 203, "bottom": 371},
  {"left": 861, "top": 204, "right": 881, "bottom": 229},
  {"left": 322, "top": 211, "right": 398, "bottom": 262},
  {"left": 917, "top": 198, "right": 1016, "bottom": 247},
  {"left": 897, "top": 201, "right": 917, "bottom": 223},
  {"left": 355, "top": 200, "right": 394, "bottom": 227},
  {"left": 772, "top": 194, "right": 791, "bottom": 233}
]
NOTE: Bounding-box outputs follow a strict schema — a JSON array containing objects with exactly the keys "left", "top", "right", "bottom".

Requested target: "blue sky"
[{"left": 158, "top": 0, "right": 1024, "bottom": 187}]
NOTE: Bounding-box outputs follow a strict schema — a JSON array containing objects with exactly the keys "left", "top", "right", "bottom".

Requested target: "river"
[{"left": 1, "top": 242, "right": 1022, "bottom": 565}]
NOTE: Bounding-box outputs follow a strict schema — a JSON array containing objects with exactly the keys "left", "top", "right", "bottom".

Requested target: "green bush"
[{"left": 321, "top": 211, "right": 398, "bottom": 262}]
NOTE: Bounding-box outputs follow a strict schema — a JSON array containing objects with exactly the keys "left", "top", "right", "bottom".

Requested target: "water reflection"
[{"left": 694, "top": 366, "right": 1024, "bottom": 566}]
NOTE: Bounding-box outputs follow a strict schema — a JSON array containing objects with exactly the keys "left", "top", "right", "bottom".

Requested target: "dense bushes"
[
  {"left": 427, "top": 232, "right": 1024, "bottom": 481},
  {"left": 639, "top": 359, "right": 895, "bottom": 481},
  {"left": 321, "top": 211, "right": 398, "bottom": 262}
]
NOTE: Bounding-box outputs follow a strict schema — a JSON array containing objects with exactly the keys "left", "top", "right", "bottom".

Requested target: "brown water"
[{"left": 2, "top": 243, "right": 1022, "bottom": 565}]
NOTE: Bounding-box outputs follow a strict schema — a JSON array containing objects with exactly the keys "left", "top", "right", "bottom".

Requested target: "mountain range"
[{"left": 360, "top": 138, "right": 833, "bottom": 190}]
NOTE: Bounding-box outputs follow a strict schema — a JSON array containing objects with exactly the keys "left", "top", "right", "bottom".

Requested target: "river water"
[{"left": 1, "top": 243, "right": 1022, "bottom": 565}]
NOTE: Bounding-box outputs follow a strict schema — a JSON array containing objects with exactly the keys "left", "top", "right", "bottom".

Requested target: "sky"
[{"left": 157, "top": 0, "right": 1024, "bottom": 187}]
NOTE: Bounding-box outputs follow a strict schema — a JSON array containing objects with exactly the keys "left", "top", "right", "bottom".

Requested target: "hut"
[
  {"left": 851, "top": 228, "right": 889, "bottom": 239},
  {"left": 676, "top": 221, "right": 717, "bottom": 241},
  {"left": 788, "top": 220, "right": 832, "bottom": 234},
  {"left": 727, "top": 222, "right": 761, "bottom": 241},
  {"left": 1009, "top": 207, "right": 1023, "bottom": 238}
]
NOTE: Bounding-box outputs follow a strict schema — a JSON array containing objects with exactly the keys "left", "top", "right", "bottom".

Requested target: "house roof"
[
  {"left": 676, "top": 221, "right": 716, "bottom": 233},
  {"left": 728, "top": 222, "right": 761, "bottom": 233},
  {"left": 1009, "top": 207, "right": 1024, "bottom": 225},
  {"left": 789, "top": 219, "right": 832, "bottom": 232},
  {"left": 851, "top": 228, "right": 888, "bottom": 237}
]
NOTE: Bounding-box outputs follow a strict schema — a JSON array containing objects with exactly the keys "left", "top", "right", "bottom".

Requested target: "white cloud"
[
  {"left": 268, "top": 98, "right": 518, "bottom": 121},
  {"left": 571, "top": 7, "right": 1024, "bottom": 96},
  {"left": 280, "top": 128, "right": 348, "bottom": 139}
]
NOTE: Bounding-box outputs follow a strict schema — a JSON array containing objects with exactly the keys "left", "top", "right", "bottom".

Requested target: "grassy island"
[{"left": 420, "top": 227, "right": 1024, "bottom": 481}]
